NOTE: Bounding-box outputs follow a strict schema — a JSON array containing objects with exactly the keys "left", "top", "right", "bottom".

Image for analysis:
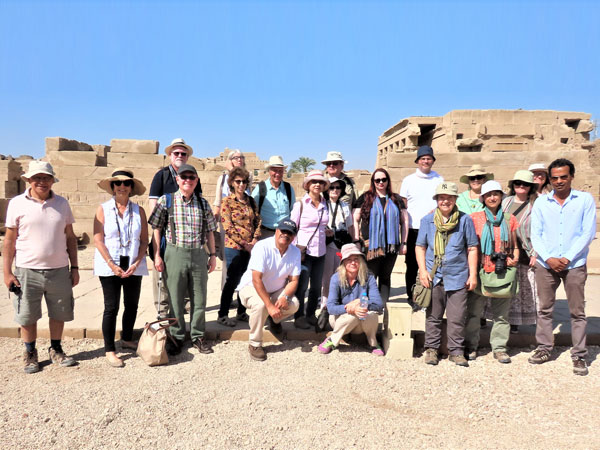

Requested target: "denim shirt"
[
  {"left": 327, "top": 272, "right": 383, "bottom": 316},
  {"left": 416, "top": 211, "right": 479, "bottom": 291}
]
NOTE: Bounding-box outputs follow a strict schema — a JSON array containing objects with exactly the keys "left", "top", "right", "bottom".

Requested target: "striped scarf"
[{"left": 367, "top": 195, "right": 400, "bottom": 260}]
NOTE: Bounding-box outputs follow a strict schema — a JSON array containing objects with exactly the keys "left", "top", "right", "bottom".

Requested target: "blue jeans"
[
  {"left": 294, "top": 254, "right": 326, "bottom": 319},
  {"left": 218, "top": 247, "right": 249, "bottom": 318}
]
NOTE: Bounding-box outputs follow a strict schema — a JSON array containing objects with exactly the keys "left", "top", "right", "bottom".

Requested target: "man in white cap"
[
  {"left": 252, "top": 156, "right": 296, "bottom": 240},
  {"left": 3, "top": 160, "right": 79, "bottom": 374},
  {"left": 321, "top": 151, "right": 357, "bottom": 206},
  {"left": 148, "top": 138, "right": 201, "bottom": 318},
  {"left": 400, "top": 145, "right": 444, "bottom": 307}
]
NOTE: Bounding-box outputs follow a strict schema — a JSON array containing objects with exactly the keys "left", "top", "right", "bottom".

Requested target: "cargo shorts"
[{"left": 12, "top": 266, "right": 74, "bottom": 326}]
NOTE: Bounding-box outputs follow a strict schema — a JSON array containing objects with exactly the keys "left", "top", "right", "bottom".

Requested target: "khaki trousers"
[
  {"left": 328, "top": 312, "right": 379, "bottom": 347},
  {"left": 239, "top": 285, "right": 299, "bottom": 347}
]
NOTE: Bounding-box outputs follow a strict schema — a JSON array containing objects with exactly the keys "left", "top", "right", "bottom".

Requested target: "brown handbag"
[{"left": 136, "top": 318, "right": 178, "bottom": 366}]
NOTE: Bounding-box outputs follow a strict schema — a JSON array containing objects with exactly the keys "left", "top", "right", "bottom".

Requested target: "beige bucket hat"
[
  {"left": 165, "top": 138, "right": 193, "bottom": 156},
  {"left": 432, "top": 181, "right": 459, "bottom": 200},
  {"left": 459, "top": 165, "right": 494, "bottom": 184},
  {"left": 508, "top": 170, "right": 539, "bottom": 189},
  {"left": 22, "top": 160, "right": 59, "bottom": 182},
  {"left": 321, "top": 151, "right": 347, "bottom": 165},
  {"left": 98, "top": 168, "right": 146, "bottom": 196},
  {"left": 265, "top": 155, "right": 287, "bottom": 169}
]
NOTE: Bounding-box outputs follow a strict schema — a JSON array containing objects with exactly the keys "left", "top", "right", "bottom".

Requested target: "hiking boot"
[
  {"left": 294, "top": 316, "right": 310, "bottom": 330},
  {"left": 465, "top": 348, "right": 477, "bottom": 361},
  {"left": 48, "top": 347, "right": 76, "bottom": 367},
  {"left": 267, "top": 316, "right": 282, "bottom": 334},
  {"left": 192, "top": 338, "right": 214, "bottom": 354},
  {"left": 166, "top": 337, "right": 183, "bottom": 356},
  {"left": 248, "top": 344, "right": 266, "bottom": 361},
  {"left": 493, "top": 351, "right": 512, "bottom": 364},
  {"left": 23, "top": 350, "right": 40, "bottom": 374},
  {"left": 449, "top": 354, "right": 469, "bottom": 367},
  {"left": 528, "top": 348, "right": 551, "bottom": 365},
  {"left": 424, "top": 348, "right": 439, "bottom": 365},
  {"left": 318, "top": 337, "right": 336, "bottom": 354},
  {"left": 572, "top": 357, "right": 588, "bottom": 376}
]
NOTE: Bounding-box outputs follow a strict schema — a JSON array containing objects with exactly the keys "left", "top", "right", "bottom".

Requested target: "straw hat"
[
  {"left": 164, "top": 138, "right": 193, "bottom": 156},
  {"left": 265, "top": 155, "right": 287, "bottom": 169},
  {"left": 321, "top": 151, "right": 347, "bottom": 165},
  {"left": 508, "top": 170, "right": 538, "bottom": 189},
  {"left": 98, "top": 168, "right": 146, "bottom": 196},
  {"left": 303, "top": 170, "right": 330, "bottom": 191},
  {"left": 432, "top": 182, "right": 459, "bottom": 200},
  {"left": 459, "top": 165, "right": 494, "bottom": 184},
  {"left": 340, "top": 243, "right": 365, "bottom": 263},
  {"left": 22, "top": 160, "right": 59, "bottom": 182}
]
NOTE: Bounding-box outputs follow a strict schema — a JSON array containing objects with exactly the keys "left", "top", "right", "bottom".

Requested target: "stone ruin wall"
[{"left": 377, "top": 109, "right": 599, "bottom": 199}]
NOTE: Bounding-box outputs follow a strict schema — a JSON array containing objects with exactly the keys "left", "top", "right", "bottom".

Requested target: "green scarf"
[{"left": 433, "top": 206, "right": 460, "bottom": 263}]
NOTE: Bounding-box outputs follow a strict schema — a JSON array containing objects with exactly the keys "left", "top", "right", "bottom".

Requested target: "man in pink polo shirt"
[{"left": 3, "top": 160, "right": 80, "bottom": 374}]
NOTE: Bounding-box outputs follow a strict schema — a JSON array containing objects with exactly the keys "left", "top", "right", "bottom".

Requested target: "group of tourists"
[{"left": 3, "top": 138, "right": 596, "bottom": 376}]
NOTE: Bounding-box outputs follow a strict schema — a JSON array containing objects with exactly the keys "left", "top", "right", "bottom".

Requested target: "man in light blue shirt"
[
  {"left": 529, "top": 158, "right": 596, "bottom": 376},
  {"left": 252, "top": 156, "right": 296, "bottom": 239}
]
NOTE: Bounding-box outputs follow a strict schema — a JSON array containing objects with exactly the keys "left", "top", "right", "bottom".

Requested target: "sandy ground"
[{"left": 0, "top": 337, "right": 598, "bottom": 449}]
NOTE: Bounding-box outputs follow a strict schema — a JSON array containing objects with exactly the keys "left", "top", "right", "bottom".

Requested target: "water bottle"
[{"left": 359, "top": 292, "right": 368, "bottom": 320}]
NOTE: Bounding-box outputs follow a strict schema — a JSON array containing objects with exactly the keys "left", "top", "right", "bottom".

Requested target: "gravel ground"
[{"left": 0, "top": 337, "right": 599, "bottom": 449}]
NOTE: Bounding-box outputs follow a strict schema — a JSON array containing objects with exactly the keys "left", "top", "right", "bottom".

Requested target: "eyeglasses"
[
  {"left": 532, "top": 172, "right": 546, "bottom": 178},
  {"left": 330, "top": 185, "right": 342, "bottom": 191},
  {"left": 172, "top": 151, "right": 188, "bottom": 157},
  {"left": 233, "top": 179, "right": 248, "bottom": 185},
  {"left": 179, "top": 175, "right": 197, "bottom": 181},
  {"left": 468, "top": 175, "right": 486, "bottom": 181},
  {"left": 326, "top": 161, "right": 341, "bottom": 166},
  {"left": 113, "top": 180, "right": 134, "bottom": 187},
  {"left": 374, "top": 178, "right": 388, "bottom": 184},
  {"left": 512, "top": 181, "right": 530, "bottom": 187}
]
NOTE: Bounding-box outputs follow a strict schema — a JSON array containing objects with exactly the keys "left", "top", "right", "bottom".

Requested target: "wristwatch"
[
  {"left": 282, "top": 294, "right": 289, "bottom": 300},
  {"left": 209, "top": 253, "right": 216, "bottom": 257}
]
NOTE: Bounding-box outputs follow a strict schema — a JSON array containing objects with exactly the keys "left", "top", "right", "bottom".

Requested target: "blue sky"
[{"left": 0, "top": 0, "right": 598, "bottom": 170}]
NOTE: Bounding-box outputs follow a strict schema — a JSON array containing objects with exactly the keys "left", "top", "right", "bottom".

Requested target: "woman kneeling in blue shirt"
[{"left": 318, "top": 243, "right": 384, "bottom": 356}]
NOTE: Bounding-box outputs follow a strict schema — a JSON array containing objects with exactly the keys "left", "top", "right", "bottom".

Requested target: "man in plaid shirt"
[{"left": 149, "top": 164, "right": 218, "bottom": 355}]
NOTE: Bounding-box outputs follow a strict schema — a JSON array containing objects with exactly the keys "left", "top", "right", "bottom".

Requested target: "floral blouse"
[{"left": 220, "top": 193, "right": 261, "bottom": 250}]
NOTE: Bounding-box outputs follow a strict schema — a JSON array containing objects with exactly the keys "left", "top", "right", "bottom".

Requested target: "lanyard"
[{"left": 113, "top": 200, "right": 133, "bottom": 250}]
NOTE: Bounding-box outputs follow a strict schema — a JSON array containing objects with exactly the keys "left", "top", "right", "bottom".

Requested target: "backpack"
[{"left": 257, "top": 180, "right": 292, "bottom": 214}]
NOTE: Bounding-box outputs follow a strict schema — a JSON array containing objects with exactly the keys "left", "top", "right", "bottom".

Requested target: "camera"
[
  {"left": 9, "top": 282, "right": 22, "bottom": 296},
  {"left": 491, "top": 252, "right": 507, "bottom": 274}
]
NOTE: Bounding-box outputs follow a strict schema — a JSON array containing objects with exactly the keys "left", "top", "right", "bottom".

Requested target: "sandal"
[
  {"left": 217, "top": 316, "right": 237, "bottom": 327},
  {"left": 235, "top": 312, "right": 249, "bottom": 323}
]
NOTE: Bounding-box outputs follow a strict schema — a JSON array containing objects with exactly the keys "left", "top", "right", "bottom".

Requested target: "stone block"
[
  {"left": 110, "top": 139, "right": 159, "bottom": 154},
  {"left": 63, "top": 328, "right": 85, "bottom": 339},
  {"left": 92, "top": 145, "right": 110, "bottom": 158},
  {"left": 72, "top": 204, "right": 99, "bottom": 219},
  {"left": 0, "top": 181, "right": 19, "bottom": 198},
  {"left": 72, "top": 219, "right": 94, "bottom": 239},
  {"left": 219, "top": 329, "right": 250, "bottom": 341},
  {"left": 54, "top": 166, "right": 114, "bottom": 180},
  {"left": 85, "top": 328, "right": 105, "bottom": 340},
  {"left": 0, "top": 160, "right": 24, "bottom": 180},
  {"left": 382, "top": 301, "right": 414, "bottom": 360},
  {"left": 0, "top": 198, "right": 9, "bottom": 222},
  {"left": 107, "top": 153, "right": 165, "bottom": 169},
  {"left": 47, "top": 151, "right": 98, "bottom": 166},
  {"left": 77, "top": 179, "right": 105, "bottom": 193},
  {"left": 46, "top": 137, "right": 93, "bottom": 152},
  {"left": 53, "top": 179, "right": 78, "bottom": 194}
]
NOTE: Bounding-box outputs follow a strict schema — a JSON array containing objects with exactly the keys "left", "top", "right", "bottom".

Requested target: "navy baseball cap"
[
  {"left": 277, "top": 219, "right": 298, "bottom": 235},
  {"left": 177, "top": 164, "right": 198, "bottom": 176}
]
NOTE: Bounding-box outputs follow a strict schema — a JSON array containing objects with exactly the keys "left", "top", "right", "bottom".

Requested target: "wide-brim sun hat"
[
  {"left": 321, "top": 151, "right": 348, "bottom": 165},
  {"left": 327, "top": 176, "right": 347, "bottom": 195},
  {"left": 479, "top": 180, "right": 504, "bottom": 202},
  {"left": 508, "top": 170, "right": 539, "bottom": 189},
  {"left": 459, "top": 164, "right": 494, "bottom": 184},
  {"left": 303, "top": 169, "right": 330, "bottom": 191},
  {"left": 265, "top": 155, "right": 287, "bottom": 170},
  {"left": 98, "top": 168, "right": 146, "bottom": 196},
  {"left": 432, "top": 181, "right": 459, "bottom": 200},
  {"left": 165, "top": 138, "right": 193, "bottom": 157},
  {"left": 22, "top": 160, "right": 59, "bottom": 182},
  {"left": 340, "top": 243, "right": 365, "bottom": 263}
]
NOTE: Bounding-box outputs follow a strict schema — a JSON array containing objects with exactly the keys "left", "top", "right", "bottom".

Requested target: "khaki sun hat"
[
  {"left": 321, "top": 151, "right": 348, "bottom": 165},
  {"left": 165, "top": 138, "right": 193, "bottom": 157},
  {"left": 508, "top": 170, "right": 539, "bottom": 189},
  {"left": 22, "top": 160, "right": 59, "bottom": 182},
  {"left": 459, "top": 165, "right": 494, "bottom": 184},
  {"left": 303, "top": 169, "right": 330, "bottom": 191},
  {"left": 265, "top": 155, "right": 287, "bottom": 170},
  {"left": 432, "top": 182, "right": 459, "bottom": 200},
  {"left": 98, "top": 168, "right": 146, "bottom": 196}
]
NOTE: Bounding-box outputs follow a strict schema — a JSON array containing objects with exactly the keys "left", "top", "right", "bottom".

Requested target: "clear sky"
[{"left": 0, "top": 0, "right": 598, "bottom": 170}]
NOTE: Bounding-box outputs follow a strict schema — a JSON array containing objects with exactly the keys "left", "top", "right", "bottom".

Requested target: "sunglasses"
[
  {"left": 310, "top": 180, "right": 326, "bottom": 186},
  {"left": 326, "top": 161, "right": 341, "bottom": 166},
  {"left": 512, "top": 181, "right": 531, "bottom": 187},
  {"left": 468, "top": 175, "right": 486, "bottom": 181},
  {"left": 374, "top": 177, "right": 388, "bottom": 184},
  {"left": 329, "top": 185, "right": 342, "bottom": 191},
  {"left": 280, "top": 230, "right": 294, "bottom": 236},
  {"left": 231, "top": 156, "right": 245, "bottom": 161},
  {"left": 179, "top": 175, "right": 197, "bottom": 181},
  {"left": 233, "top": 179, "right": 249, "bottom": 185},
  {"left": 172, "top": 151, "right": 188, "bottom": 157},
  {"left": 113, "top": 180, "right": 134, "bottom": 187}
]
